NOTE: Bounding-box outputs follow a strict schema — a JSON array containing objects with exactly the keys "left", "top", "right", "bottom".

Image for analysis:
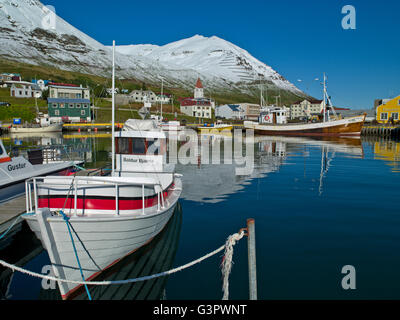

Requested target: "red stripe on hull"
[{"left": 38, "top": 187, "right": 174, "bottom": 211}]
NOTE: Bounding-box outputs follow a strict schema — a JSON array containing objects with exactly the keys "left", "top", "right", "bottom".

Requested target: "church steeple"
[{"left": 194, "top": 77, "right": 204, "bottom": 99}]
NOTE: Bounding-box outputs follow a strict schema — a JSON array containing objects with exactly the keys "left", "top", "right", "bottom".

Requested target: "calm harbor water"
[{"left": 1, "top": 132, "right": 400, "bottom": 300}]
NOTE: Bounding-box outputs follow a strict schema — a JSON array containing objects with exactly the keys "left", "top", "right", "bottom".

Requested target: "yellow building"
[{"left": 376, "top": 95, "right": 400, "bottom": 123}]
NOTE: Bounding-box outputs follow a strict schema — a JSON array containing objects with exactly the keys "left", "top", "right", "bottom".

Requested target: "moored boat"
[
  {"left": 9, "top": 123, "right": 63, "bottom": 134},
  {"left": 244, "top": 74, "right": 366, "bottom": 137},
  {"left": 244, "top": 114, "right": 366, "bottom": 137},
  {"left": 22, "top": 41, "right": 183, "bottom": 300},
  {"left": 0, "top": 140, "right": 82, "bottom": 204},
  {"left": 199, "top": 121, "right": 233, "bottom": 134}
]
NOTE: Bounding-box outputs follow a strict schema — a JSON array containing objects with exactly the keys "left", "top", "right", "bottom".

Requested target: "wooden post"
[{"left": 247, "top": 218, "right": 257, "bottom": 300}]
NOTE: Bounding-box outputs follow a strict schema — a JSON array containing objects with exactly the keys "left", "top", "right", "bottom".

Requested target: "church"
[{"left": 179, "top": 78, "right": 215, "bottom": 119}]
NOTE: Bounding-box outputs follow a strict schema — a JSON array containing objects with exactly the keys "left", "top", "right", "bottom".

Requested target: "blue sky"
[{"left": 45, "top": 0, "right": 399, "bottom": 109}]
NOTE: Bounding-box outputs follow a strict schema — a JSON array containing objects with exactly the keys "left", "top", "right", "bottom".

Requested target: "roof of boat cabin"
[{"left": 116, "top": 131, "right": 166, "bottom": 139}]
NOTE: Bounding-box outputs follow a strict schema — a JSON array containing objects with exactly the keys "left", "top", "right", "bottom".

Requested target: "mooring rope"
[
  {"left": 221, "top": 231, "right": 246, "bottom": 300},
  {"left": 0, "top": 219, "right": 245, "bottom": 300}
]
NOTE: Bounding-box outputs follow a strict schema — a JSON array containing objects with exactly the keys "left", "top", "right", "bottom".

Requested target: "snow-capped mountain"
[
  {"left": 0, "top": 0, "right": 304, "bottom": 96},
  {"left": 115, "top": 35, "right": 301, "bottom": 93}
]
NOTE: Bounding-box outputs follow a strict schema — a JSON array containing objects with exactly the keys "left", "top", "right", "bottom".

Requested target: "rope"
[
  {"left": 221, "top": 231, "right": 245, "bottom": 300},
  {"left": 0, "top": 213, "right": 35, "bottom": 241},
  {"left": 0, "top": 229, "right": 246, "bottom": 299},
  {"left": 59, "top": 210, "right": 92, "bottom": 301}
]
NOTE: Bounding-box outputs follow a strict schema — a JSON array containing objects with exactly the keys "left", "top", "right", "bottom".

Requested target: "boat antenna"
[
  {"left": 323, "top": 73, "right": 326, "bottom": 123},
  {"left": 112, "top": 40, "right": 116, "bottom": 176},
  {"left": 161, "top": 77, "right": 164, "bottom": 121}
]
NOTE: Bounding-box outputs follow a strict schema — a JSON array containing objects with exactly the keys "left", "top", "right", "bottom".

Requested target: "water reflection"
[
  {"left": 1, "top": 132, "right": 400, "bottom": 300},
  {"left": 2, "top": 203, "right": 182, "bottom": 300}
]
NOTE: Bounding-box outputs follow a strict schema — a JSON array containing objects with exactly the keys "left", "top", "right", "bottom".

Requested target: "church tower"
[{"left": 194, "top": 78, "right": 204, "bottom": 99}]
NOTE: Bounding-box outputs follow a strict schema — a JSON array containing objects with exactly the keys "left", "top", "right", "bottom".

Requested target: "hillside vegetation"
[{"left": 0, "top": 57, "right": 306, "bottom": 123}]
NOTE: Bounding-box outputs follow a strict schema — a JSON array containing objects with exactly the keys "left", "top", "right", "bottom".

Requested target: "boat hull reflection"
[{"left": 39, "top": 202, "right": 182, "bottom": 300}]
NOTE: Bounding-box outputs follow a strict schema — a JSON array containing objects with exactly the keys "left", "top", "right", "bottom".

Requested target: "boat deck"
[{"left": 0, "top": 169, "right": 106, "bottom": 235}]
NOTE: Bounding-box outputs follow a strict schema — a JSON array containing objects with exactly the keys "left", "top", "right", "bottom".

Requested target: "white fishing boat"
[
  {"left": 9, "top": 123, "right": 63, "bottom": 134},
  {"left": 22, "top": 41, "right": 182, "bottom": 300},
  {"left": 0, "top": 140, "right": 82, "bottom": 204}
]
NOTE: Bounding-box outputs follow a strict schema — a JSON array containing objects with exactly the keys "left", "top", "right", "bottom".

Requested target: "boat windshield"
[{"left": 116, "top": 137, "right": 161, "bottom": 156}]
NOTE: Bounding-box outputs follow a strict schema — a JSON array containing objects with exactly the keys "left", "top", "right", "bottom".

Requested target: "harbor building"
[
  {"left": 180, "top": 78, "right": 214, "bottom": 119},
  {"left": 241, "top": 103, "right": 261, "bottom": 120},
  {"left": 289, "top": 99, "right": 323, "bottom": 120},
  {"left": 47, "top": 83, "right": 91, "bottom": 123},
  {"left": 376, "top": 95, "right": 400, "bottom": 123}
]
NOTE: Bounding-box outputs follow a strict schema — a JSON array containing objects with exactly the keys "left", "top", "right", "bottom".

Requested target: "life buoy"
[{"left": 264, "top": 115, "right": 270, "bottom": 122}]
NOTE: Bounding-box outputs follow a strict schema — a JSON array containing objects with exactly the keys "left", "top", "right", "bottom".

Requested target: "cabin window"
[
  {"left": 132, "top": 138, "right": 147, "bottom": 154},
  {"left": 381, "top": 113, "right": 388, "bottom": 120},
  {"left": 392, "top": 113, "right": 399, "bottom": 120},
  {"left": 116, "top": 138, "right": 131, "bottom": 154},
  {"left": 0, "top": 146, "right": 3, "bottom": 156},
  {"left": 116, "top": 137, "right": 163, "bottom": 155}
]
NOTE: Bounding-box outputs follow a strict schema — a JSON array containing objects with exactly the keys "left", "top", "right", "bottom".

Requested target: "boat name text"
[{"left": 7, "top": 163, "right": 27, "bottom": 172}]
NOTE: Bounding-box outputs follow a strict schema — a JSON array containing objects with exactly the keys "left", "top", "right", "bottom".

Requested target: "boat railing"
[
  {"left": 8, "top": 144, "right": 83, "bottom": 164},
  {"left": 25, "top": 176, "right": 167, "bottom": 217}
]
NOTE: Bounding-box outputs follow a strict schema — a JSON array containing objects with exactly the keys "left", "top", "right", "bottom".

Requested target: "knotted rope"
[{"left": 0, "top": 216, "right": 246, "bottom": 300}]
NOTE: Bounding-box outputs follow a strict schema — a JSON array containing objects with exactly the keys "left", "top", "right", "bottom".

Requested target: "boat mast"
[
  {"left": 112, "top": 40, "right": 116, "bottom": 176},
  {"left": 323, "top": 73, "right": 326, "bottom": 123},
  {"left": 161, "top": 77, "right": 164, "bottom": 120}
]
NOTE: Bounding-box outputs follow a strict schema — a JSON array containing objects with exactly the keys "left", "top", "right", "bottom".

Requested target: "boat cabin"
[
  {"left": 259, "top": 107, "right": 288, "bottom": 125},
  {"left": 114, "top": 130, "right": 167, "bottom": 173}
]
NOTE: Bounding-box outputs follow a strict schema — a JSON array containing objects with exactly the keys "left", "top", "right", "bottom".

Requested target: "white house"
[
  {"left": 215, "top": 104, "right": 244, "bottom": 120},
  {"left": 10, "top": 81, "right": 42, "bottom": 98},
  {"left": 129, "top": 90, "right": 157, "bottom": 103}
]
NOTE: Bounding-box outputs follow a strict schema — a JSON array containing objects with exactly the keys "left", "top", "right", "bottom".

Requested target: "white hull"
[
  {"left": 9, "top": 124, "right": 63, "bottom": 133},
  {"left": 23, "top": 177, "right": 182, "bottom": 299},
  {"left": 0, "top": 157, "right": 80, "bottom": 204}
]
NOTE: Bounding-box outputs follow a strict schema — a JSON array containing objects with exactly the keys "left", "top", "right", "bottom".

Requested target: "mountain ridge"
[{"left": 0, "top": 0, "right": 306, "bottom": 101}]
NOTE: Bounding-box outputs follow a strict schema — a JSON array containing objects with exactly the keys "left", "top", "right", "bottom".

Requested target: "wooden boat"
[
  {"left": 245, "top": 74, "right": 366, "bottom": 137},
  {"left": 244, "top": 114, "right": 366, "bottom": 137},
  {"left": 22, "top": 41, "right": 182, "bottom": 300}
]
